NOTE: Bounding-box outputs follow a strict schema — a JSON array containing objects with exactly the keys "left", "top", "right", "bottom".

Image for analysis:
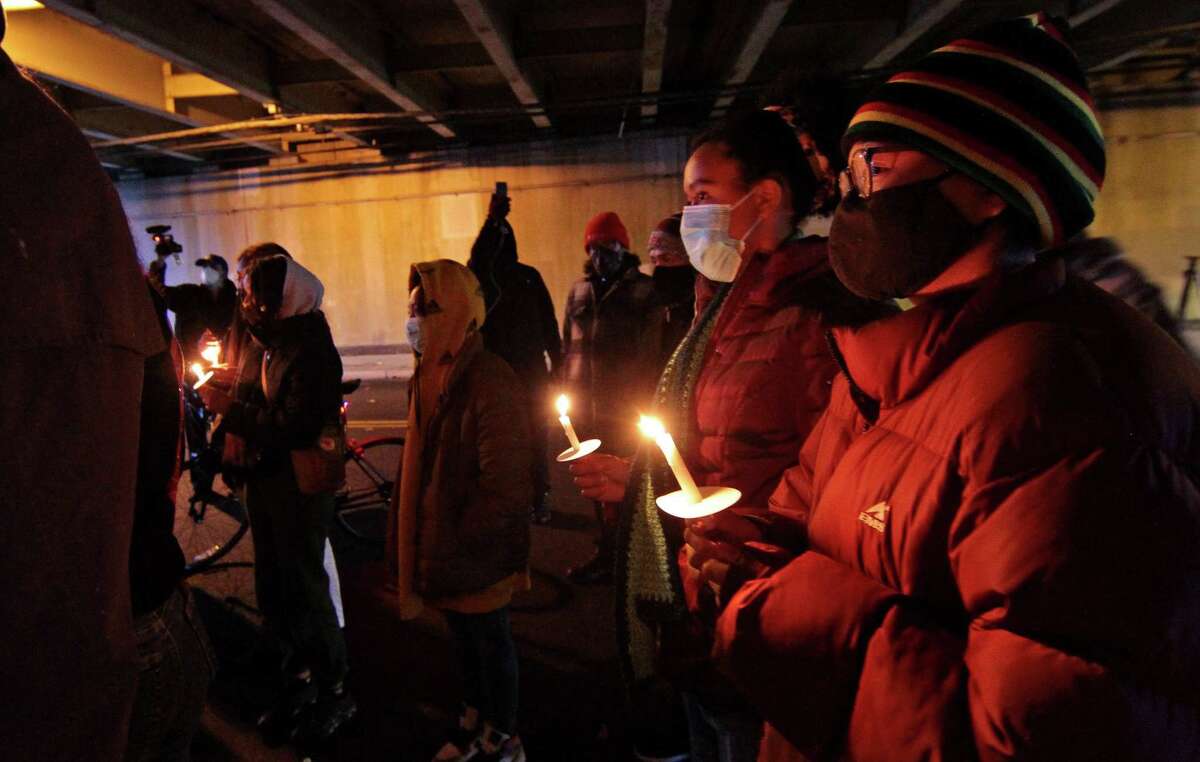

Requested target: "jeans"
[
  {"left": 245, "top": 461, "right": 348, "bottom": 686},
  {"left": 124, "top": 585, "right": 216, "bottom": 762},
  {"left": 443, "top": 606, "right": 520, "bottom": 735},
  {"left": 682, "top": 692, "right": 761, "bottom": 762}
]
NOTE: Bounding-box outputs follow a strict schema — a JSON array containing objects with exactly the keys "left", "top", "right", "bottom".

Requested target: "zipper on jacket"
[{"left": 824, "top": 330, "right": 879, "bottom": 432}]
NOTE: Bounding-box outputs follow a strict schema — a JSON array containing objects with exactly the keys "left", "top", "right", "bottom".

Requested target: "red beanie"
[{"left": 583, "top": 212, "right": 630, "bottom": 253}]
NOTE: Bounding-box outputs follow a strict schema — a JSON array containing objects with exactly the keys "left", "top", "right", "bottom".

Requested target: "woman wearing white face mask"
[{"left": 569, "top": 110, "right": 895, "bottom": 762}]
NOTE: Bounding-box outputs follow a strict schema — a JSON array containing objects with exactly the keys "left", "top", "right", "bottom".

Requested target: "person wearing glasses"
[{"left": 686, "top": 14, "right": 1200, "bottom": 760}]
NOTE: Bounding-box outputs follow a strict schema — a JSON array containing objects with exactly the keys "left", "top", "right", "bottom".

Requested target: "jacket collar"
[
  {"left": 697, "top": 236, "right": 830, "bottom": 309},
  {"left": 829, "top": 257, "right": 1066, "bottom": 411},
  {"left": 741, "top": 236, "right": 830, "bottom": 305}
]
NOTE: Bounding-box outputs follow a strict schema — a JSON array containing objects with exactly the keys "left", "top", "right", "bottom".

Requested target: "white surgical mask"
[
  {"left": 406, "top": 316, "right": 425, "bottom": 355},
  {"left": 680, "top": 192, "right": 760, "bottom": 283},
  {"left": 201, "top": 268, "right": 222, "bottom": 286}
]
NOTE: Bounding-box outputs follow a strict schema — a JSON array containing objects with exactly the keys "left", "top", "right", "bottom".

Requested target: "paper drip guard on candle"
[
  {"left": 556, "top": 438, "right": 602, "bottom": 463},
  {"left": 655, "top": 485, "right": 741, "bottom": 519},
  {"left": 639, "top": 415, "right": 741, "bottom": 519}
]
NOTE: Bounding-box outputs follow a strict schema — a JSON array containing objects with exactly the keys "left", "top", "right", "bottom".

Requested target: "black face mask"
[
  {"left": 590, "top": 248, "right": 623, "bottom": 280},
  {"left": 241, "top": 305, "right": 277, "bottom": 345},
  {"left": 828, "top": 175, "right": 981, "bottom": 300},
  {"left": 652, "top": 265, "right": 696, "bottom": 302}
]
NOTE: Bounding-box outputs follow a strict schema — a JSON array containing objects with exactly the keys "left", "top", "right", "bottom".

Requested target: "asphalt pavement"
[{"left": 185, "top": 378, "right": 633, "bottom": 761}]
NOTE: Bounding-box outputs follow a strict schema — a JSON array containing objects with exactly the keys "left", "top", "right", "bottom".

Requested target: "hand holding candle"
[{"left": 638, "top": 414, "right": 741, "bottom": 519}]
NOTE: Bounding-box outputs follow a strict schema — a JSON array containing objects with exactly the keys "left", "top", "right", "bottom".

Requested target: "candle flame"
[
  {"left": 190, "top": 363, "right": 205, "bottom": 379},
  {"left": 555, "top": 394, "right": 570, "bottom": 416},
  {"left": 638, "top": 415, "right": 666, "bottom": 439},
  {"left": 200, "top": 342, "right": 221, "bottom": 366}
]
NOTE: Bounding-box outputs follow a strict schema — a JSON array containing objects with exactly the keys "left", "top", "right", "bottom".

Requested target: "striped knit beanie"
[{"left": 844, "top": 13, "right": 1104, "bottom": 248}]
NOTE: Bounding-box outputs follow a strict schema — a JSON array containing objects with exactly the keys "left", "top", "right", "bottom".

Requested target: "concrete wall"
[
  {"left": 1090, "top": 104, "right": 1200, "bottom": 318},
  {"left": 117, "top": 104, "right": 1200, "bottom": 348},
  {"left": 119, "top": 133, "right": 689, "bottom": 349}
]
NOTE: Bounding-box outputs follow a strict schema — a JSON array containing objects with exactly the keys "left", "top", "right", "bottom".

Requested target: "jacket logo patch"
[{"left": 858, "top": 501, "right": 889, "bottom": 533}]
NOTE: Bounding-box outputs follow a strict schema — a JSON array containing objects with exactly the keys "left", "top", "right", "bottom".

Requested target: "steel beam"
[
  {"left": 864, "top": 0, "right": 965, "bottom": 69},
  {"left": 452, "top": 0, "right": 551, "bottom": 129},
  {"left": 641, "top": 0, "right": 671, "bottom": 120},
  {"left": 709, "top": 0, "right": 793, "bottom": 119},
  {"left": 248, "top": 0, "right": 455, "bottom": 139}
]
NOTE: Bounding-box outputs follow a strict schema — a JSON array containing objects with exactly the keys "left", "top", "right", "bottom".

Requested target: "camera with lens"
[{"left": 146, "top": 224, "right": 182, "bottom": 263}]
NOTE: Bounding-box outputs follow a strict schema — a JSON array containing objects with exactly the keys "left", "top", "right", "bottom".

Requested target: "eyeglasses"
[{"left": 842, "top": 146, "right": 909, "bottom": 200}]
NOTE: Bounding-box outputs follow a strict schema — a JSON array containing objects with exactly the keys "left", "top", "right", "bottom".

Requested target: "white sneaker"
[
  {"left": 479, "top": 726, "right": 526, "bottom": 762},
  {"left": 431, "top": 705, "right": 483, "bottom": 762}
]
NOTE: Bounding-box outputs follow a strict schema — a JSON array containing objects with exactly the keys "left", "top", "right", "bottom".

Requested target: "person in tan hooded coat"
[{"left": 389, "top": 259, "right": 533, "bottom": 762}]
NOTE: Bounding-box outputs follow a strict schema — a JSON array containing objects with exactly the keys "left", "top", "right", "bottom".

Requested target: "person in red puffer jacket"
[{"left": 689, "top": 14, "right": 1200, "bottom": 761}]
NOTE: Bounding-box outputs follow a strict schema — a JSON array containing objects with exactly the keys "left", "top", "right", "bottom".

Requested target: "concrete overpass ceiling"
[{"left": 2, "top": 0, "right": 1196, "bottom": 178}]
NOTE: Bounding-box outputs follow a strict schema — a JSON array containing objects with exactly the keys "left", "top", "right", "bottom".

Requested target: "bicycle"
[{"left": 173, "top": 379, "right": 403, "bottom": 575}]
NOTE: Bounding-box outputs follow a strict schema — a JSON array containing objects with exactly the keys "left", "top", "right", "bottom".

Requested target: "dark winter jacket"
[
  {"left": 652, "top": 265, "right": 697, "bottom": 370},
  {"left": 715, "top": 257, "right": 1200, "bottom": 761},
  {"left": 562, "top": 254, "right": 662, "bottom": 454},
  {"left": 0, "top": 47, "right": 163, "bottom": 762},
  {"left": 468, "top": 217, "right": 561, "bottom": 381},
  {"left": 222, "top": 311, "right": 343, "bottom": 473},
  {"left": 412, "top": 335, "right": 534, "bottom": 599},
  {"left": 130, "top": 303, "right": 186, "bottom": 617}
]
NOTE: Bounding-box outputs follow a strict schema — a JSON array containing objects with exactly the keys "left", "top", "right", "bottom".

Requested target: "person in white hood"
[{"left": 200, "top": 252, "right": 355, "bottom": 742}]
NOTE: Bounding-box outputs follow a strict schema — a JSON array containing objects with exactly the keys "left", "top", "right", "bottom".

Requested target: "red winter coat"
[
  {"left": 715, "top": 258, "right": 1200, "bottom": 761},
  {"left": 681, "top": 238, "right": 892, "bottom": 613}
]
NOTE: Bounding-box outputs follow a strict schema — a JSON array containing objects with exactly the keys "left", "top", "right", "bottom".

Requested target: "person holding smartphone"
[{"left": 467, "top": 183, "right": 562, "bottom": 524}]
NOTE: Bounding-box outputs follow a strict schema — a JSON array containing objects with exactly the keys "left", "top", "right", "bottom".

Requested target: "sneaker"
[
  {"left": 530, "top": 492, "right": 553, "bottom": 525},
  {"left": 257, "top": 673, "right": 318, "bottom": 745},
  {"left": 299, "top": 684, "right": 358, "bottom": 743},
  {"left": 479, "top": 726, "right": 525, "bottom": 762},
  {"left": 431, "top": 704, "right": 482, "bottom": 761},
  {"left": 565, "top": 546, "right": 613, "bottom": 584}
]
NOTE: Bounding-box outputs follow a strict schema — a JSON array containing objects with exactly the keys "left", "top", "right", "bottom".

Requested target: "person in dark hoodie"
[
  {"left": 149, "top": 253, "right": 238, "bottom": 365},
  {"left": 647, "top": 213, "right": 697, "bottom": 368},
  {"left": 468, "top": 191, "right": 562, "bottom": 524},
  {"left": 561, "top": 211, "right": 663, "bottom": 584},
  {"left": 198, "top": 254, "right": 355, "bottom": 742}
]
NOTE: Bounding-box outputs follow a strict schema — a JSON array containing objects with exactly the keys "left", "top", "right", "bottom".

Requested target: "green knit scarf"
[{"left": 614, "top": 282, "right": 734, "bottom": 686}]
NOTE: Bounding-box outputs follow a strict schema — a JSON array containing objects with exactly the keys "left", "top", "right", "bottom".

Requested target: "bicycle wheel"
[
  {"left": 335, "top": 436, "right": 404, "bottom": 542},
  {"left": 174, "top": 469, "right": 250, "bottom": 574}
]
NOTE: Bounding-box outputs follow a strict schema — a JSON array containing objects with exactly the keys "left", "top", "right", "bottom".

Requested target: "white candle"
[
  {"left": 639, "top": 416, "right": 702, "bottom": 504},
  {"left": 190, "top": 362, "right": 214, "bottom": 390},
  {"left": 556, "top": 394, "right": 582, "bottom": 450}
]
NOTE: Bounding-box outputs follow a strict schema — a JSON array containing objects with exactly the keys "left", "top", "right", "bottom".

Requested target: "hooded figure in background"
[
  {"left": 388, "top": 259, "right": 533, "bottom": 760},
  {"left": 1, "top": 10, "right": 165, "bottom": 759},
  {"left": 468, "top": 190, "right": 561, "bottom": 522},
  {"left": 199, "top": 254, "right": 356, "bottom": 742}
]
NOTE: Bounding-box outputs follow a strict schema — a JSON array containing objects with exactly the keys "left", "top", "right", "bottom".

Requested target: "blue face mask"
[
  {"left": 680, "top": 192, "right": 760, "bottom": 283},
  {"left": 406, "top": 316, "right": 425, "bottom": 355}
]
